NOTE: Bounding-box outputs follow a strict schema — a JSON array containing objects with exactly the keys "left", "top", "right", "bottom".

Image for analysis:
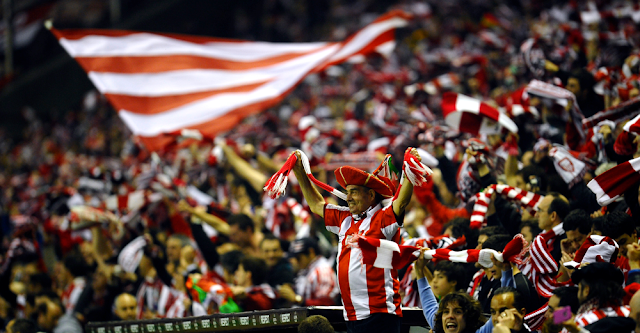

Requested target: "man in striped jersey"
[
  {"left": 279, "top": 237, "right": 338, "bottom": 306},
  {"left": 292, "top": 150, "right": 419, "bottom": 333}
]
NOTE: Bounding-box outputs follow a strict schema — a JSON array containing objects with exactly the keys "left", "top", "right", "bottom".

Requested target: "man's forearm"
[
  {"left": 393, "top": 175, "right": 413, "bottom": 217},
  {"left": 292, "top": 167, "right": 325, "bottom": 217}
]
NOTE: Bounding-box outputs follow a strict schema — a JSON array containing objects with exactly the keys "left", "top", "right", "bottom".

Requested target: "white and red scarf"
[
  {"left": 575, "top": 304, "right": 630, "bottom": 328},
  {"left": 470, "top": 184, "right": 542, "bottom": 229},
  {"left": 441, "top": 92, "right": 518, "bottom": 136},
  {"left": 587, "top": 156, "right": 640, "bottom": 206},
  {"left": 526, "top": 79, "right": 586, "bottom": 140}
]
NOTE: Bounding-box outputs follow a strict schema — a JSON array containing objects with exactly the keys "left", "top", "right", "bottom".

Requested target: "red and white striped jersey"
[
  {"left": 575, "top": 305, "right": 630, "bottom": 327},
  {"left": 518, "top": 223, "right": 564, "bottom": 298},
  {"left": 61, "top": 277, "right": 86, "bottom": 314},
  {"left": 324, "top": 203, "right": 403, "bottom": 321},
  {"left": 399, "top": 264, "right": 420, "bottom": 308},
  {"left": 136, "top": 277, "right": 164, "bottom": 319},
  {"left": 294, "top": 256, "right": 339, "bottom": 306}
]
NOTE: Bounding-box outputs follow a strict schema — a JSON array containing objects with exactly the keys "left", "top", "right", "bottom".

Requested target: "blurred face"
[
  {"left": 566, "top": 78, "right": 581, "bottom": 97},
  {"left": 114, "top": 294, "right": 137, "bottom": 321},
  {"left": 545, "top": 295, "right": 561, "bottom": 320},
  {"left": 490, "top": 292, "right": 518, "bottom": 326},
  {"left": 234, "top": 264, "right": 251, "bottom": 287},
  {"left": 616, "top": 231, "right": 637, "bottom": 257},
  {"left": 441, "top": 301, "right": 467, "bottom": 333},
  {"left": 38, "top": 300, "right": 62, "bottom": 331},
  {"left": 166, "top": 238, "right": 183, "bottom": 263},
  {"left": 485, "top": 263, "right": 502, "bottom": 281},
  {"left": 432, "top": 270, "right": 457, "bottom": 298},
  {"left": 346, "top": 185, "right": 375, "bottom": 215},
  {"left": 476, "top": 235, "right": 488, "bottom": 250},
  {"left": 229, "top": 225, "right": 252, "bottom": 247},
  {"left": 520, "top": 226, "right": 533, "bottom": 244},
  {"left": 565, "top": 230, "right": 588, "bottom": 254},
  {"left": 514, "top": 175, "right": 526, "bottom": 191},
  {"left": 578, "top": 282, "right": 589, "bottom": 303},
  {"left": 535, "top": 196, "right": 554, "bottom": 231},
  {"left": 261, "top": 239, "right": 283, "bottom": 268},
  {"left": 295, "top": 252, "right": 313, "bottom": 271}
]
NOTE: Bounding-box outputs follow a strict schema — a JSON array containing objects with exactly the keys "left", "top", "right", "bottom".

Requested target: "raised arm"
[
  {"left": 292, "top": 151, "right": 326, "bottom": 217},
  {"left": 178, "top": 200, "right": 230, "bottom": 236},
  {"left": 393, "top": 148, "right": 420, "bottom": 217},
  {"left": 221, "top": 144, "right": 268, "bottom": 195}
]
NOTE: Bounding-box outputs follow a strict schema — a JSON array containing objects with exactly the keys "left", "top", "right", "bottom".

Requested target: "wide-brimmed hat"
[{"left": 335, "top": 166, "right": 394, "bottom": 198}]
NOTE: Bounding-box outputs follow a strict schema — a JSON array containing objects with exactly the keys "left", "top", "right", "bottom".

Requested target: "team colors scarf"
[
  {"left": 353, "top": 234, "right": 526, "bottom": 270},
  {"left": 185, "top": 275, "right": 240, "bottom": 314},
  {"left": 614, "top": 113, "right": 640, "bottom": 155},
  {"left": 525, "top": 79, "right": 586, "bottom": 140},
  {"left": 402, "top": 235, "right": 467, "bottom": 250},
  {"left": 548, "top": 145, "right": 587, "bottom": 189},
  {"left": 575, "top": 302, "right": 630, "bottom": 328},
  {"left": 470, "top": 184, "right": 542, "bottom": 229},
  {"left": 264, "top": 148, "right": 431, "bottom": 200},
  {"left": 583, "top": 95, "right": 640, "bottom": 131},
  {"left": 351, "top": 235, "right": 420, "bottom": 270},
  {"left": 564, "top": 235, "right": 619, "bottom": 268},
  {"left": 587, "top": 156, "right": 640, "bottom": 206}
]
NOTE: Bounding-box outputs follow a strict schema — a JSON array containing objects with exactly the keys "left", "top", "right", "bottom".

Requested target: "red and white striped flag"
[
  {"left": 588, "top": 156, "right": 640, "bottom": 206},
  {"left": 50, "top": 11, "right": 411, "bottom": 151},
  {"left": 441, "top": 92, "right": 518, "bottom": 136}
]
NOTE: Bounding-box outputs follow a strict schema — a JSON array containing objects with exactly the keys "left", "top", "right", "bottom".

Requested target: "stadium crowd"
[{"left": 4, "top": 0, "right": 640, "bottom": 332}]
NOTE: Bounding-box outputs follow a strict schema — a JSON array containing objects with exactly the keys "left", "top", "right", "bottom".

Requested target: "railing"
[{"left": 86, "top": 306, "right": 429, "bottom": 333}]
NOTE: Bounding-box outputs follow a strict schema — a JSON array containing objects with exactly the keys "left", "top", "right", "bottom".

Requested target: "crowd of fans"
[{"left": 3, "top": 0, "right": 640, "bottom": 332}]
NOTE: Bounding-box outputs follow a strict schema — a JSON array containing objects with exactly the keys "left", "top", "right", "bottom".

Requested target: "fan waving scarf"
[
  {"left": 50, "top": 11, "right": 412, "bottom": 151},
  {"left": 441, "top": 92, "right": 518, "bottom": 136}
]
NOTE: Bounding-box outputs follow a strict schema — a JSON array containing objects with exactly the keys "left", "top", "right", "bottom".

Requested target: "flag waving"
[{"left": 50, "top": 11, "right": 411, "bottom": 151}]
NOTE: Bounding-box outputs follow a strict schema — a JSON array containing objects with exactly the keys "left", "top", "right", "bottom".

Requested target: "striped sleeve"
[
  {"left": 323, "top": 203, "right": 350, "bottom": 235},
  {"left": 380, "top": 205, "right": 401, "bottom": 239}
]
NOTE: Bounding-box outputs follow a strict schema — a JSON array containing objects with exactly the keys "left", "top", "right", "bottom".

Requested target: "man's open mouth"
[{"left": 445, "top": 322, "right": 458, "bottom": 330}]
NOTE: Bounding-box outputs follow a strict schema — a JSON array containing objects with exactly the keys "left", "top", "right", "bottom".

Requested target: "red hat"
[{"left": 335, "top": 166, "right": 394, "bottom": 198}]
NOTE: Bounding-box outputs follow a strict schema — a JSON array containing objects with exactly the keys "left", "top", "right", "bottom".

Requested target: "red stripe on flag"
[{"left": 104, "top": 80, "right": 271, "bottom": 115}]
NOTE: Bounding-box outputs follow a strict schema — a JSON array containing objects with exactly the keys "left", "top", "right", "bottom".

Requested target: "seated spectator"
[
  {"left": 562, "top": 209, "right": 592, "bottom": 254},
  {"left": 231, "top": 257, "right": 276, "bottom": 311},
  {"left": 279, "top": 237, "right": 338, "bottom": 306},
  {"left": 260, "top": 234, "right": 294, "bottom": 288}
]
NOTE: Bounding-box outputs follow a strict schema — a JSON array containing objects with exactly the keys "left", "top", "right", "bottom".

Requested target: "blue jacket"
[{"left": 418, "top": 269, "right": 516, "bottom": 333}]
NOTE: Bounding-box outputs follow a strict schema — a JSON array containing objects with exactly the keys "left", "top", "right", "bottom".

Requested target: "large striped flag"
[{"left": 50, "top": 11, "right": 411, "bottom": 151}]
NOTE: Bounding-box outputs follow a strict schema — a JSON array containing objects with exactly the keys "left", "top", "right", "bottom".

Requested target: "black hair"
[
  {"left": 28, "top": 273, "right": 52, "bottom": 291},
  {"left": 240, "top": 256, "right": 268, "bottom": 285},
  {"left": 435, "top": 292, "right": 485, "bottom": 333},
  {"left": 441, "top": 217, "right": 479, "bottom": 249},
  {"left": 516, "top": 165, "right": 548, "bottom": 192},
  {"left": 442, "top": 217, "right": 470, "bottom": 239},
  {"left": 482, "top": 235, "right": 512, "bottom": 251},
  {"left": 227, "top": 214, "right": 255, "bottom": 233},
  {"left": 479, "top": 226, "right": 509, "bottom": 237},
  {"left": 563, "top": 209, "right": 592, "bottom": 235},
  {"left": 433, "top": 261, "right": 469, "bottom": 292},
  {"left": 519, "top": 220, "right": 542, "bottom": 238},
  {"left": 63, "top": 251, "right": 92, "bottom": 278},
  {"left": 552, "top": 286, "right": 580, "bottom": 314},
  {"left": 580, "top": 278, "right": 625, "bottom": 308},
  {"left": 220, "top": 250, "right": 244, "bottom": 275},
  {"left": 297, "top": 315, "right": 335, "bottom": 333},
  {"left": 546, "top": 192, "right": 570, "bottom": 221},
  {"left": 493, "top": 287, "right": 525, "bottom": 312},
  {"left": 9, "top": 319, "right": 38, "bottom": 333},
  {"left": 598, "top": 211, "right": 635, "bottom": 239}
]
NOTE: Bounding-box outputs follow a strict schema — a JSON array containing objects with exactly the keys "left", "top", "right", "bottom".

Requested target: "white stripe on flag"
[{"left": 60, "top": 33, "right": 328, "bottom": 59}]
